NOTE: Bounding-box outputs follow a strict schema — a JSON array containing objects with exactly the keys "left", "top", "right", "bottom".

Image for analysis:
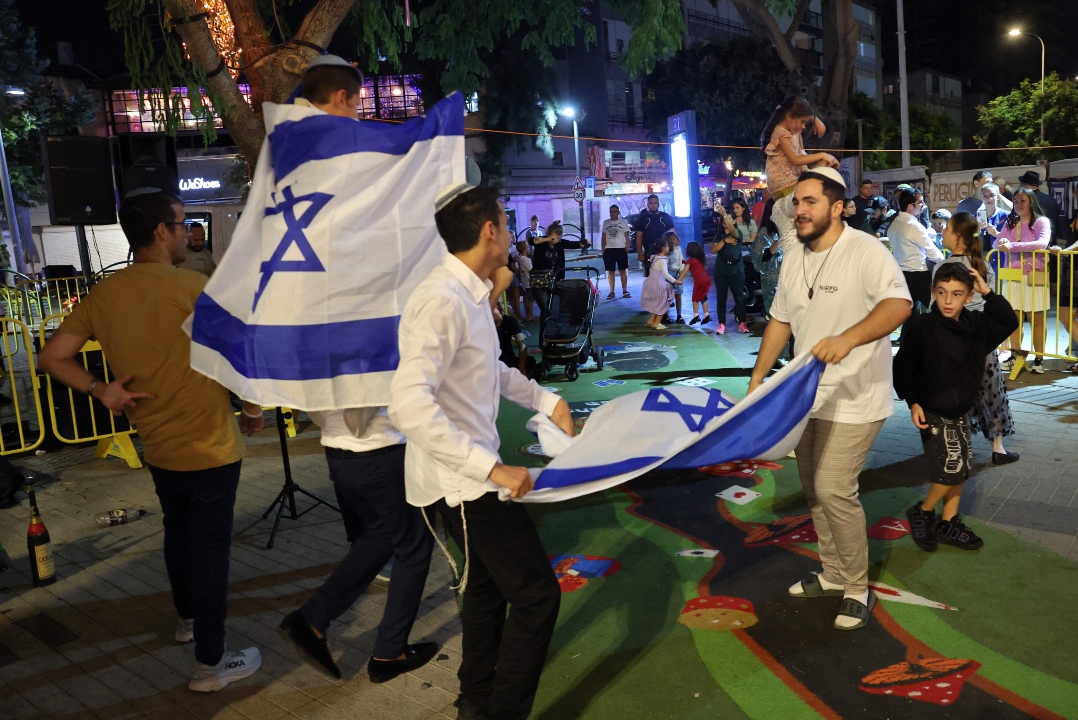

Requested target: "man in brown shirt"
[{"left": 39, "top": 189, "right": 264, "bottom": 692}]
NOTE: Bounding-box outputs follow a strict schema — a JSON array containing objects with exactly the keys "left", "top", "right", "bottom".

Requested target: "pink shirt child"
[{"left": 993, "top": 217, "right": 1050, "bottom": 274}]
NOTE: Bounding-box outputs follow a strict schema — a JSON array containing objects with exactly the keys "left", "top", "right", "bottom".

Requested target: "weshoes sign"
[
  {"left": 177, "top": 155, "right": 245, "bottom": 203},
  {"left": 179, "top": 177, "right": 222, "bottom": 191}
]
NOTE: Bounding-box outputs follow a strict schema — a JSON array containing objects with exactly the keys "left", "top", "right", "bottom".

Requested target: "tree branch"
[
  {"left": 730, "top": 0, "right": 801, "bottom": 72},
  {"left": 223, "top": 0, "right": 274, "bottom": 63},
  {"left": 783, "top": 0, "right": 813, "bottom": 44},
  {"left": 162, "top": 0, "right": 264, "bottom": 162},
  {"left": 294, "top": 0, "right": 356, "bottom": 49},
  {"left": 819, "top": 0, "right": 859, "bottom": 108}
]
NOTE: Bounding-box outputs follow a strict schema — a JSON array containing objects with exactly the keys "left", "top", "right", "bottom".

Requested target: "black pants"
[
  {"left": 301, "top": 445, "right": 433, "bottom": 658},
  {"left": 903, "top": 270, "right": 932, "bottom": 310},
  {"left": 150, "top": 461, "right": 241, "bottom": 666},
  {"left": 437, "top": 494, "right": 561, "bottom": 720},
  {"left": 713, "top": 268, "right": 747, "bottom": 325}
]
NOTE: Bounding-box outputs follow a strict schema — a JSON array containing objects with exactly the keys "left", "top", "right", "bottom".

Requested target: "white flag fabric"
[
  {"left": 189, "top": 93, "right": 465, "bottom": 410},
  {"left": 518, "top": 352, "right": 824, "bottom": 503}
]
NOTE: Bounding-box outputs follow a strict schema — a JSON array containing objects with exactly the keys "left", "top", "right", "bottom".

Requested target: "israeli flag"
[
  {"left": 189, "top": 94, "right": 465, "bottom": 410},
  {"left": 519, "top": 352, "right": 824, "bottom": 503}
]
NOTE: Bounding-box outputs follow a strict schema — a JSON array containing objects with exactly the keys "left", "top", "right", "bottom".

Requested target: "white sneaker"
[
  {"left": 175, "top": 618, "right": 194, "bottom": 643},
  {"left": 189, "top": 646, "right": 261, "bottom": 692}
]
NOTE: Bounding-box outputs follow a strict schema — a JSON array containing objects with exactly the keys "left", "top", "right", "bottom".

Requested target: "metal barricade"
[
  {"left": 15, "top": 276, "right": 92, "bottom": 335},
  {"left": 986, "top": 248, "right": 1078, "bottom": 377},
  {"left": 38, "top": 313, "right": 142, "bottom": 468},
  {"left": 0, "top": 317, "right": 44, "bottom": 455}
]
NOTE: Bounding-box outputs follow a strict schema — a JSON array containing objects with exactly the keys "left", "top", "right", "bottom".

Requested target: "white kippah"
[
  {"left": 435, "top": 182, "right": 476, "bottom": 212},
  {"left": 802, "top": 166, "right": 846, "bottom": 189}
]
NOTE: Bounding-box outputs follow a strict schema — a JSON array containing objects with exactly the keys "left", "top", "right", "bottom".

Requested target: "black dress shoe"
[
  {"left": 367, "top": 642, "right": 438, "bottom": 683},
  {"left": 992, "top": 450, "right": 1020, "bottom": 465},
  {"left": 452, "top": 694, "right": 486, "bottom": 719},
  {"left": 278, "top": 610, "right": 341, "bottom": 679}
]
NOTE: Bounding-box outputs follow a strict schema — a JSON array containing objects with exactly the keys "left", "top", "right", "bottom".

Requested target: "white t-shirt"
[
  {"left": 770, "top": 226, "right": 912, "bottom": 423},
  {"left": 602, "top": 218, "right": 631, "bottom": 249}
]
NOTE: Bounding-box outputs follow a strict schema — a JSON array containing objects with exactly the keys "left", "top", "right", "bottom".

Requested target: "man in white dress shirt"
[
  {"left": 390, "top": 184, "right": 576, "bottom": 720},
  {"left": 749, "top": 168, "right": 911, "bottom": 631},
  {"left": 278, "top": 54, "right": 437, "bottom": 686},
  {"left": 889, "top": 188, "right": 945, "bottom": 310}
]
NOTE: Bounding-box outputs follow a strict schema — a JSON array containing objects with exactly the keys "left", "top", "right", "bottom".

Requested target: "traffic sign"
[
  {"left": 573, "top": 189, "right": 584, "bottom": 203},
  {"left": 573, "top": 176, "right": 584, "bottom": 191},
  {"left": 584, "top": 176, "right": 596, "bottom": 189}
]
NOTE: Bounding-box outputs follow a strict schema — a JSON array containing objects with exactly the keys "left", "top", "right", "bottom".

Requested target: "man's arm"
[
  {"left": 748, "top": 318, "right": 793, "bottom": 394},
  {"left": 38, "top": 330, "right": 154, "bottom": 416},
  {"left": 811, "top": 298, "right": 911, "bottom": 364},
  {"left": 916, "top": 222, "right": 945, "bottom": 263}
]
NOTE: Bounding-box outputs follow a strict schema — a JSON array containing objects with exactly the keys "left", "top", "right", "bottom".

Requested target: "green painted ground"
[{"left": 488, "top": 316, "right": 1078, "bottom": 719}]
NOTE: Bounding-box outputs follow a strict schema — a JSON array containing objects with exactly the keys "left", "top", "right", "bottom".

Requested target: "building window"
[
  {"left": 603, "top": 21, "right": 610, "bottom": 53},
  {"left": 856, "top": 76, "right": 877, "bottom": 99},
  {"left": 108, "top": 85, "right": 253, "bottom": 134},
  {"left": 931, "top": 73, "right": 940, "bottom": 96},
  {"left": 465, "top": 92, "right": 479, "bottom": 114},
  {"left": 625, "top": 82, "right": 635, "bottom": 126},
  {"left": 616, "top": 39, "right": 624, "bottom": 54},
  {"left": 553, "top": 152, "right": 564, "bottom": 166}
]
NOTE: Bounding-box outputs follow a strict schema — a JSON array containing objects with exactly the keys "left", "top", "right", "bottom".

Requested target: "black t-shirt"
[
  {"left": 530, "top": 237, "right": 585, "bottom": 273},
  {"left": 631, "top": 211, "right": 675, "bottom": 253},
  {"left": 497, "top": 315, "right": 523, "bottom": 366},
  {"left": 851, "top": 195, "right": 874, "bottom": 231}
]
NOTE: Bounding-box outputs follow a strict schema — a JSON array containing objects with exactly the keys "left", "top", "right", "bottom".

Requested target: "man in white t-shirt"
[
  {"left": 889, "top": 188, "right": 944, "bottom": 310},
  {"left": 748, "top": 167, "right": 912, "bottom": 631},
  {"left": 601, "top": 205, "right": 631, "bottom": 299}
]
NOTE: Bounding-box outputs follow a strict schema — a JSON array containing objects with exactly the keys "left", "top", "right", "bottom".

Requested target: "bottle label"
[{"left": 34, "top": 544, "right": 55, "bottom": 579}]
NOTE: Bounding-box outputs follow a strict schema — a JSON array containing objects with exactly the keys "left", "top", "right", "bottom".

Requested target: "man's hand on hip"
[
  {"left": 96, "top": 375, "right": 154, "bottom": 416},
  {"left": 489, "top": 462, "right": 534, "bottom": 498},
  {"left": 550, "top": 398, "right": 576, "bottom": 437}
]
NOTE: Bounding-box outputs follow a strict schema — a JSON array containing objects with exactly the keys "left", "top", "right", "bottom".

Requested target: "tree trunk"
[{"left": 163, "top": 0, "right": 264, "bottom": 162}]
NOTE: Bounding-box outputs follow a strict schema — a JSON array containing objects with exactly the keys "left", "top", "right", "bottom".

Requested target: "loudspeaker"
[
  {"left": 114, "top": 133, "right": 178, "bottom": 198},
  {"left": 40, "top": 136, "right": 117, "bottom": 226}
]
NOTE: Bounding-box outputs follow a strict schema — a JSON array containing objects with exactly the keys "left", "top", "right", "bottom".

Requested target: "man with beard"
[{"left": 748, "top": 167, "right": 911, "bottom": 631}]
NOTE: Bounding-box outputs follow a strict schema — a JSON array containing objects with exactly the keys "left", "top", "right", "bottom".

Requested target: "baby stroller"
[{"left": 538, "top": 267, "right": 604, "bottom": 381}]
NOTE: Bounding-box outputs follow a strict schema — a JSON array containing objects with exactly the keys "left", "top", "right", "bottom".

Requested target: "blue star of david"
[
  {"left": 252, "top": 185, "right": 334, "bottom": 311},
  {"left": 640, "top": 387, "right": 735, "bottom": 432}
]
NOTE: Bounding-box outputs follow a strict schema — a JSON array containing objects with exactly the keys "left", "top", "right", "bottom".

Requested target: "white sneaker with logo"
[
  {"left": 189, "top": 646, "right": 261, "bottom": 692},
  {"left": 175, "top": 618, "right": 194, "bottom": 643}
]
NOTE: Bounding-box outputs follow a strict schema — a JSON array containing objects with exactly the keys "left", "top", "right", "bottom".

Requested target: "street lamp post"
[
  {"left": 1008, "top": 28, "right": 1046, "bottom": 149},
  {"left": 560, "top": 107, "right": 586, "bottom": 252}
]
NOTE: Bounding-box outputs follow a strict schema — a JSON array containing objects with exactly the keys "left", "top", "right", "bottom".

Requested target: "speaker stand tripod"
[{"left": 262, "top": 407, "right": 340, "bottom": 549}]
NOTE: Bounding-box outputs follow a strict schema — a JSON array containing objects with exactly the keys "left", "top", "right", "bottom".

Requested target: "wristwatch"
[{"left": 86, "top": 378, "right": 99, "bottom": 397}]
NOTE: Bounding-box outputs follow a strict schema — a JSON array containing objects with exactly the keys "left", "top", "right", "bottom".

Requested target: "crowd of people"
[{"left": 27, "top": 59, "right": 1078, "bottom": 720}]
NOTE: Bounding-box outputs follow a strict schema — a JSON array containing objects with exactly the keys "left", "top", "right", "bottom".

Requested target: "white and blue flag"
[
  {"left": 189, "top": 93, "right": 465, "bottom": 410},
  {"left": 519, "top": 352, "right": 824, "bottom": 503}
]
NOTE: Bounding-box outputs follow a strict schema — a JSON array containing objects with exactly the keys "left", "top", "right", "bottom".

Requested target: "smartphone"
[{"left": 976, "top": 207, "right": 987, "bottom": 225}]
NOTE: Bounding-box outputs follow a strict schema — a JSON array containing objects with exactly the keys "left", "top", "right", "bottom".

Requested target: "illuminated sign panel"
[{"left": 670, "top": 133, "right": 691, "bottom": 218}]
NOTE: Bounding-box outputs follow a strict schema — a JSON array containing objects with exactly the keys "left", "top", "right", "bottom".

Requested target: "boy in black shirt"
[{"left": 894, "top": 263, "right": 1018, "bottom": 552}]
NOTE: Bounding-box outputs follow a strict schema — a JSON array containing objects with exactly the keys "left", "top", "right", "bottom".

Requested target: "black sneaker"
[
  {"left": 453, "top": 695, "right": 486, "bottom": 720},
  {"left": 906, "top": 502, "right": 938, "bottom": 552},
  {"left": 936, "top": 515, "right": 984, "bottom": 550},
  {"left": 992, "top": 450, "right": 1020, "bottom": 465},
  {"left": 688, "top": 316, "right": 701, "bottom": 325},
  {"left": 701, "top": 315, "right": 712, "bottom": 324},
  {"left": 279, "top": 610, "right": 341, "bottom": 679},
  {"left": 675, "top": 316, "right": 686, "bottom": 324},
  {"left": 367, "top": 642, "right": 439, "bottom": 683}
]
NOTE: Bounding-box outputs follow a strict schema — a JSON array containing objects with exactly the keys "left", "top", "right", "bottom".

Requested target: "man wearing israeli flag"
[
  {"left": 272, "top": 55, "right": 437, "bottom": 686},
  {"left": 390, "top": 185, "right": 576, "bottom": 720},
  {"left": 750, "top": 167, "right": 912, "bottom": 631}
]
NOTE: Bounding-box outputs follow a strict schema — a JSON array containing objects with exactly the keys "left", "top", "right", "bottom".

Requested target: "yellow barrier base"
[
  {"left": 1009, "top": 353, "right": 1026, "bottom": 381},
  {"left": 95, "top": 434, "right": 142, "bottom": 469},
  {"left": 281, "top": 408, "right": 298, "bottom": 438}
]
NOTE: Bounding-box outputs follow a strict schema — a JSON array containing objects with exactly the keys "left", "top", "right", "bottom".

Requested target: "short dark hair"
[
  {"left": 300, "top": 65, "right": 363, "bottom": 105},
  {"left": 647, "top": 194, "right": 659, "bottom": 202},
  {"left": 799, "top": 171, "right": 845, "bottom": 206},
  {"left": 860, "top": 179, "right": 873, "bottom": 187},
  {"left": 530, "top": 215, "right": 538, "bottom": 221},
  {"left": 434, "top": 186, "right": 503, "bottom": 254},
  {"left": 898, "top": 189, "right": 921, "bottom": 213},
  {"left": 932, "top": 261, "right": 973, "bottom": 291},
  {"left": 189, "top": 222, "right": 205, "bottom": 234},
  {"left": 118, "top": 191, "right": 183, "bottom": 250},
  {"left": 610, "top": 204, "right": 620, "bottom": 212},
  {"left": 972, "top": 170, "right": 992, "bottom": 182}
]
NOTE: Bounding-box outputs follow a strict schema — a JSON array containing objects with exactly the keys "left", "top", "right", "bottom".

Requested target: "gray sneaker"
[
  {"left": 175, "top": 618, "right": 194, "bottom": 643},
  {"left": 189, "top": 646, "right": 262, "bottom": 692}
]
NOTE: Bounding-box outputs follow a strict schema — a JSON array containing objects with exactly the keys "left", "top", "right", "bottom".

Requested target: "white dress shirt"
[
  {"left": 309, "top": 407, "right": 405, "bottom": 452},
  {"left": 389, "top": 254, "right": 561, "bottom": 508},
  {"left": 889, "top": 211, "right": 945, "bottom": 272}
]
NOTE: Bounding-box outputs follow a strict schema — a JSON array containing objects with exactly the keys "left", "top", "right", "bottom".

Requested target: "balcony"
[
  {"left": 686, "top": 10, "right": 750, "bottom": 37},
  {"left": 799, "top": 10, "right": 824, "bottom": 37},
  {"left": 857, "top": 20, "right": 876, "bottom": 40},
  {"left": 609, "top": 114, "right": 642, "bottom": 128},
  {"left": 855, "top": 56, "right": 877, "bottom": 72}
]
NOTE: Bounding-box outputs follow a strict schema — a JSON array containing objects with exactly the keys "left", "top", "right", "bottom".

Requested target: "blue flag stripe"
[
  {"left": 191, "top": 294, "right": 400, "bottom": 380},
  {"left": 532, "top": 357, "right": 823, "bottom": 489},
  {"left": 270, "top": 93, "right": 465, "bottom": 179}
]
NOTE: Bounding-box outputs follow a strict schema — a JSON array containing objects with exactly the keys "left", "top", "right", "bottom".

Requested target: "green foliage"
[
  {"left": 976, "top": 72, "right": 1078, "bottom": 164},
  {"left": 603, "top": 0, "right": 686, "bottom": 76},
  {"left": 641, "top": 35, "right": 790, "bottom": 170},
  {"left": 847, "top": 91, "right": 958, "bottom": 172},
  {"left": 106, "top": 0, "right": 224, "bottom": 145},
  {"left": 0, "top": 0, "right": 95, "bottom": 204}
]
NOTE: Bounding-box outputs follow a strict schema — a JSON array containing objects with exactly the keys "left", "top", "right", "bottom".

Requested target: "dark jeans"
[
  {"left": 437, "top": 494, "right": 561, "bottom": 720},
  {"left": 903, "top": 270, "right": 932, "bottom": 310},
  {"left": 301, "top": 445, "right": 433, "bottom": 659},
  {"left": 714, "top": 268, "right": 747, "bottom": 325},
  {"left": 150, "top": 461, "right": 242, "bottom": 666}
]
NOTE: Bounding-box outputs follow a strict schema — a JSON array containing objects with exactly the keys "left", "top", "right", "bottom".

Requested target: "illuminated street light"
[
  {"left": 1006, "top": 27, "right": 1045, "bottom": 148},
  {"left": 4, "top": 87, "right": 24, "bottom": 96},
  {"left": 560, "top": 107, "right": 575, "bottom": 118}
]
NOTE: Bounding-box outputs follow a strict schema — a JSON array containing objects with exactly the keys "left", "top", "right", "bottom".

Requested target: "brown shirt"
[{"left": 60, "top": 263, "right": 245, "bottom": 471}]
